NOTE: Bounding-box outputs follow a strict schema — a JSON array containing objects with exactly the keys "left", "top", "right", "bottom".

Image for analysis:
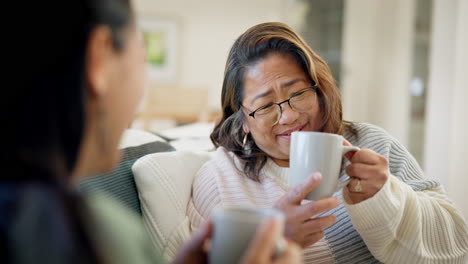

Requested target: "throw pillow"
[{"left": 132, "top": 151, "right": 213, "bottom": 261}]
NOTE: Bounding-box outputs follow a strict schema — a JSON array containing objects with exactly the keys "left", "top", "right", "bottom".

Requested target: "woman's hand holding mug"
[
  {"left": 274, "top": 174, "right": 340, "bottom": 248},
  {"left": 241, "top": 218, "right": 302, "bottom": 264},
  {"left": 343, "top": 140, "right": 390, "bottom": 204},
  {"left": 173, "top": 217, "right": 303, "bottom": 264}
]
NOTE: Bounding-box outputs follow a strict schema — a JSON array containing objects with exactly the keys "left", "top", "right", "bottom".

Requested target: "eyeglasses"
[{"left": 245, "top": 86, "right": 318, "bottom": 127}]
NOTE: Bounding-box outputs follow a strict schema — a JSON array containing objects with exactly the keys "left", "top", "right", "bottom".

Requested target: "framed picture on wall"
[{"left": 139, "top": 18, "right": 179, "bottom": 82}]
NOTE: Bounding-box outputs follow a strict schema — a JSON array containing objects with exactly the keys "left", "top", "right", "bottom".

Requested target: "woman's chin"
[{"left": 275, "top": 143, "right": 291, "bottom": 160}]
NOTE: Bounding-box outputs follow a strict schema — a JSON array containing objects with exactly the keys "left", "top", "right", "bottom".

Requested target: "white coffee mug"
[
  {"left": 289, "top": 131, "right": 360, "bottom": 200},
  {"left": 209, "top": 207, "right": 285, "bottom": 264}
]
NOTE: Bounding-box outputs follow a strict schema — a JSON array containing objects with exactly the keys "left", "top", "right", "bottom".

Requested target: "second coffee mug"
[
  {"left": 289, "top": 131, "right": 360, "bottom": 200},
  {"left": 209, "top": 207, "right": 285, "bottom": 264}
]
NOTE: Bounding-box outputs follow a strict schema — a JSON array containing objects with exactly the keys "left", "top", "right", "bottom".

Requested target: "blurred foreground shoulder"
[{"left": 86, "top": 193, "right": 164, "bottom": 264}]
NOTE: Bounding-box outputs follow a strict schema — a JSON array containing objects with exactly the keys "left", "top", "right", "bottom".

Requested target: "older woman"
[{"left": 188, "top": 22, "right": 468, "bottom": 263}]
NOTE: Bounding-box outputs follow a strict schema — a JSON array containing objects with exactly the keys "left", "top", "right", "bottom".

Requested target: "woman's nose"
[{"left": 277, "top": 103, "right": 299, "bottom": 125}]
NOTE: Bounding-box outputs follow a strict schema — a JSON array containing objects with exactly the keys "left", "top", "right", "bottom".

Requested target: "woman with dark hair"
[
  {"left": 1, "top": 2, "right": 301, "bottom": 264},
  {"left": 188, "top": 22, "right": 468, "bottom": 263}
]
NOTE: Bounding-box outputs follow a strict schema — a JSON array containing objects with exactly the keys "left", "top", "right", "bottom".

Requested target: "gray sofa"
[{"left": 78, "top": 140, "right": 175, "bottom": 215}]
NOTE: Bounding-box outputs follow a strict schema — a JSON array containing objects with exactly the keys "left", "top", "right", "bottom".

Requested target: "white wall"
[
  {"left": 341, "top": 0, "right": 416, "bottom": 146},
  {"left": 425, "top": 0, "right": 468, "bottom": 219},
  {"left": 341, "top": 0, "right": 468, "bottom": 221},
  {"left": 133, "top": 0, "right": 295, "bottom": 110}
]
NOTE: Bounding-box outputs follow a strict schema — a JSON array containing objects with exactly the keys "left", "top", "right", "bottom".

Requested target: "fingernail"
[{"left": 312, "top": 172, "right": 322, "bottom": 181}]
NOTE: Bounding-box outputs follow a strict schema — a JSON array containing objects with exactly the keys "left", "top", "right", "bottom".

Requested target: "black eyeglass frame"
[{"left": 246, "top": 85, "right": 319, "bottom": 121}]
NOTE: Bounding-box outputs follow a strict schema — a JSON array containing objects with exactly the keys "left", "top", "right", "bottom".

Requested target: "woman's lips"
[{"left": 277, "top": 125, "right": 306, "bottom": 140}]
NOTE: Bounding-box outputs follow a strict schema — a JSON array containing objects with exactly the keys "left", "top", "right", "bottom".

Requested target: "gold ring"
[{"left": 354, "top": 179, "right": 363, "bottom": 193}]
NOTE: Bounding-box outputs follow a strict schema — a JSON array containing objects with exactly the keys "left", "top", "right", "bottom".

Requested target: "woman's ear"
[{"left": 86, "top": 25, "right": 115, "bottom": 98}]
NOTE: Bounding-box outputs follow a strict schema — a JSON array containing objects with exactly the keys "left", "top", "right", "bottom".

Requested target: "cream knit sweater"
[{"left": 187, "top": 123, "right": 468, "bottom": 263}]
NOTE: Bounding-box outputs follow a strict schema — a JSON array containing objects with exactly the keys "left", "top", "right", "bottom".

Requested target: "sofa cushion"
[
  {"left": 79, "top": 130, "right": 174, "bottom": 215},
  {"left": 119, "top": 128, "right": 167, "bottom": 148},
  {"left": 132, "top": 151, "right": 213, "bottom": 261}
]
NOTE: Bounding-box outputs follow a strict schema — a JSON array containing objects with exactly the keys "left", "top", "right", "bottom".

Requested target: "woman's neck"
[
  {"left": 71, "top": 125, "right": 100, "bottom": 184},
  {"left": 71, "top": 108, "right": 114, "bottom": 184}
]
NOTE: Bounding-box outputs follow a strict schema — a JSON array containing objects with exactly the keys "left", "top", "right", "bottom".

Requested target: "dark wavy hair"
[
  {"left": 211, "top": 22, "right": 353, "bottom": 181},
  {"left": 1, "top": 0, "right": 133, "bottom": 263}
]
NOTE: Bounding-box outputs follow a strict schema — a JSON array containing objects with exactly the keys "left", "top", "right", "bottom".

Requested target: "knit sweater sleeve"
[
  {"left": 187, "top": 159, "right": 222, "bottom": 232},
  {"left": 344, "top": 127, "right": 468, "bottom": 263}
]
